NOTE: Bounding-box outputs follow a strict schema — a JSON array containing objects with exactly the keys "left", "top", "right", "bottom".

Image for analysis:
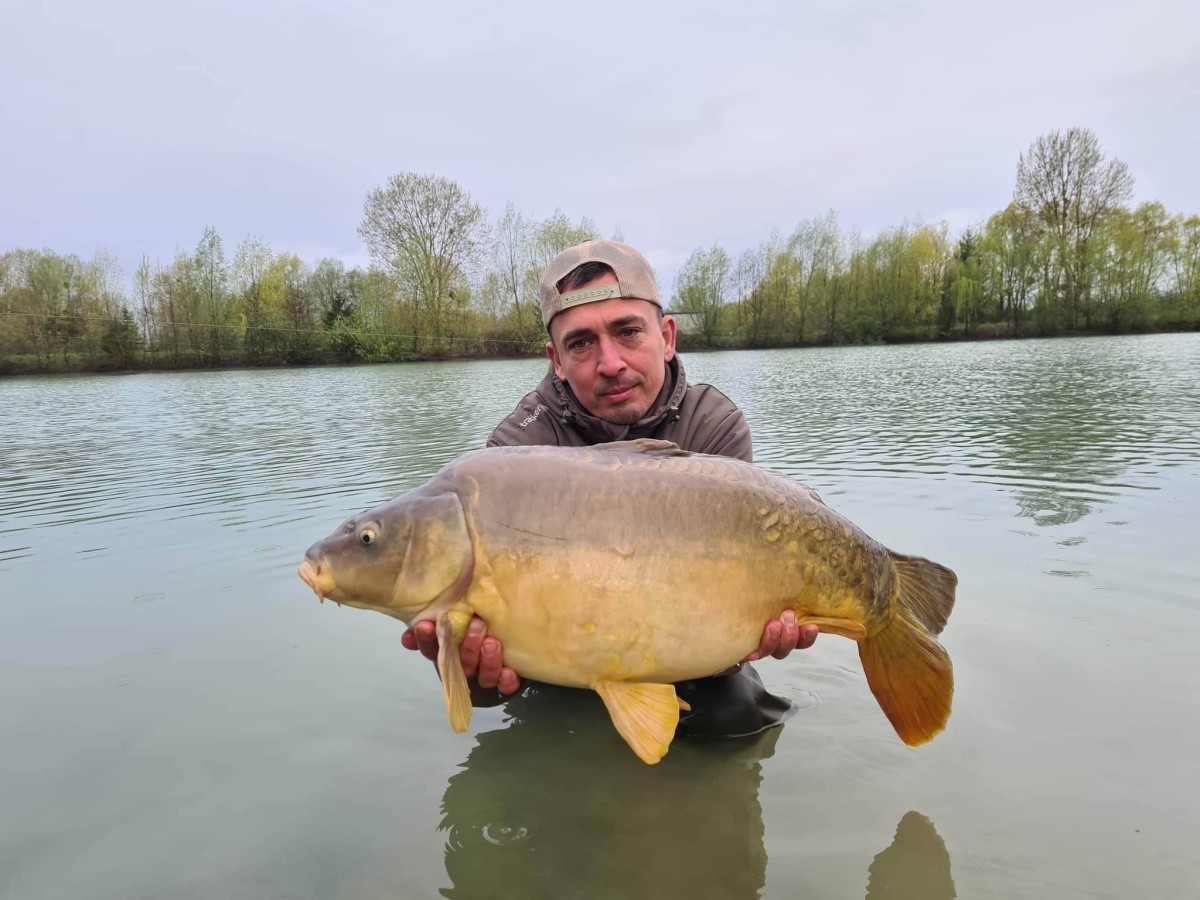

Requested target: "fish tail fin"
[
  {"left": 887, "top": 551, "right": 957, "bottom": 635},
  {"left": 859, "top": 609, "right": 954, "bottom": 746}
]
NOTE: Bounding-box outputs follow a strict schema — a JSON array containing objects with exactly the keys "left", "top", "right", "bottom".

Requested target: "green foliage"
[
  {"left": 1160, "top": 214, "right": 1200, "bottom": 328},
  {"left": 358, "top": 172, "right": 487, "bottom": 353},
  {"left": 531, "top": 209, "right": 600, "bottom": 269},
  {"left": 101, "top": 307, "right": 139, "bottom": 367},
  {"left": 672, "top": 246, "right": 730, "bottom": 347},
  {"left": 3, "top": 131, "right": 1197, "bottom": 376}
]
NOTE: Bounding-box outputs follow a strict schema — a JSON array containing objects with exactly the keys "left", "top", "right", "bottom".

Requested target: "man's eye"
[{"left": 569, "top": 340, "right": 590, "bottom": 352}]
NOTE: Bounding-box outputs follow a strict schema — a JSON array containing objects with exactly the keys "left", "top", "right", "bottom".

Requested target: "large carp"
[{"left": 298, "top": 439, "right": 957, "bottom": 764}]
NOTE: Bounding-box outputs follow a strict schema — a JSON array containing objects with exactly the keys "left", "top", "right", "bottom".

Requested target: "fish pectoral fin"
[
  {"left": 593, "top": 681, "right": 682, "bottom": 765},
  {"left": 435, "top": 612, "right": 473, "bottom": 734},
  {"left": 677, "top": 697, "right": 692, "bottom": 712}
]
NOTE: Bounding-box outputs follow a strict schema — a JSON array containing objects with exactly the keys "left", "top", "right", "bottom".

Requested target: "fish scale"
[{"left": 299, "top": 439, "right": 958, "bottom": 764}]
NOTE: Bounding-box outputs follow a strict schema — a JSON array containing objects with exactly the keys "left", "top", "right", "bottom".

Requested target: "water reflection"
[
  {"left": 438, "top": 685, "right": 773, "bottom": 900},
  {"left": 983, "top": 346, "right": 1154, "bottom": 529},
  {"left": 710, "top": 337, "right": 1198, "bottom": 531},
  {"left": 3, "top": 336, "right": 1194, "bottom": 898},
  {"left": 866, "top": 811, "right": 956, "bottom": 899},
  {"left": 436, "top": 686, "right": 955, "bottom": 900}
]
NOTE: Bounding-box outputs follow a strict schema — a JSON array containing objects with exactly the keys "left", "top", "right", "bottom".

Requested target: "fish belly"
[
  {"left": 465, "top": 547, "right": 817, "bottom": 688},
  {"left": 454, "top": 443, "right": 892, "bottom": 689}
]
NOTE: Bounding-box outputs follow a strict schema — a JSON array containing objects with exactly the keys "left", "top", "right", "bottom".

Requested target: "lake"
[{"left": 2, "top": 333, "right": 1198, "bottom": 899}]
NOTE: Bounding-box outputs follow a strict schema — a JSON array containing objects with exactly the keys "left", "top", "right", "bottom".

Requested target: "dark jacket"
[
  {"left": 480, "top": 353, "right": 795, "bottom": 739},
  {"left": 487, "top": 355, "right": 753, "bottom": 462}
]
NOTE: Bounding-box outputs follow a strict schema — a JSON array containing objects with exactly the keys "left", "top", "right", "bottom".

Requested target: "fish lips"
[{"left": 298, "top": 556, "right": 337, "bottom": 604}]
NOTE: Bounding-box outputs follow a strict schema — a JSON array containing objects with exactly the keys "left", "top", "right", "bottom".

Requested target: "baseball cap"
[{"left": 539, "top": 239, "right": 663, "bottom": 329}]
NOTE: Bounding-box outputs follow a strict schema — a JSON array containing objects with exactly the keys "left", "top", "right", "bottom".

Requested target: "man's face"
[{"left": 546, "top": 272, "right": 677, "bottom": 425}]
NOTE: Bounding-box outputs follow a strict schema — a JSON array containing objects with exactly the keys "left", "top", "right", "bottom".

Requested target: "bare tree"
[
  {"left": 732, "top": 244, "right": 769, "bottom": 340},
  {"left": 134, "top": 257, "right": 155, "bottom": 349},
  {"left": 492, "top": 203, "right": 536, "bottom": 337},
  {"left": 194, "top": 226, "right": 229, "bottom": 363},
  {"left": 309, "top": 258, "right": 354, "bottom": 328},
  {"left": 88, "top": 248, "right": 125, "bottom": 317},
  {"left": 787, "top": 210, "right": 842, "bottom": 343},
  {"left": 672, "top": 245, "right": 731, "bottom": 346},
  {"left": 232, "top": 237, "right": 274, "bottom": 362},
  {"left": 1014, "top": 127, "right": 1134, "bottom": 329},
  {"left": 531, "top": 209, "right": 599, "bottom": 269},
  {"left": 358, "top": 173, "right": 486, "bottom": 351}
]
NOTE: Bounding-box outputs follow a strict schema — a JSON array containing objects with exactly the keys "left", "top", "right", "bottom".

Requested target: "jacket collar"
[{"left": 546, "top": 355, "right": 688, "bottom": 443}]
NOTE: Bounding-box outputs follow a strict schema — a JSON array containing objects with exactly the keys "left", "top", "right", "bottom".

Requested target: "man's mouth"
[{"left": 599, "top": 381, "right": 639, "bottom": 402}]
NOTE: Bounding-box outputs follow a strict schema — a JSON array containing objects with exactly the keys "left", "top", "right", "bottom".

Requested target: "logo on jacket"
[{"left": 519, "top": 404, "right": 549, "bottom": 428}]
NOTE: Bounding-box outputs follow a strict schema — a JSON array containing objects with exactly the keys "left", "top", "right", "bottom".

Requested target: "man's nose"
[{"left": 596, "top": 337, "right": 625, "bottom": 377}]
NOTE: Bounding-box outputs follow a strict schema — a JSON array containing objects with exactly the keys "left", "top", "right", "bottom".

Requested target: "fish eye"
[{"left": 359, "top": 528, "right": 377, "bottom": 546}]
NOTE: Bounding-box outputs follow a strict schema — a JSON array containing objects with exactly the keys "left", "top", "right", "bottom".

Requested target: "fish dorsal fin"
[
  {"left": 593, "top": 681, "right": 683, "bottom": 764},
  {"left": 592, "top": 439, "right": 691, "bottom": 457},
  {"left": 436, "top": 611, "right": 474, "bottom": 733},
  {"left": 888, "top": 551, "right": 957, "bottom": 636}
]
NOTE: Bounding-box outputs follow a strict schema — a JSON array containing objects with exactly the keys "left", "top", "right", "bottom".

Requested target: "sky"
[{"left": 2, "top": 0, "right": 1198, "bottom": 297}]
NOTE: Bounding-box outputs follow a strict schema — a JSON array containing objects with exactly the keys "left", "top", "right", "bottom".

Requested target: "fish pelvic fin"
[
  {"left": 888, "top": 551, "right": 958, "bottom": 636},
  {"left": 859, "top": 609, "right": 954, "bottom": 747},
  {"left": 436, "top": 611, "right": 474, "bottom": 734},
  {"left": 594, "top": 681, "right": 683, "bottom": 765}
]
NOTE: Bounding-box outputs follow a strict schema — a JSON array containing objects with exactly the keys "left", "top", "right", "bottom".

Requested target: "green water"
[{"left": 2, "top": 334, "right": 1198, "bottom": 899}]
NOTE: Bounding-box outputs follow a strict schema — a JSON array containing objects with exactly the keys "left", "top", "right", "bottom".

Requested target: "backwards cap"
[{"left": 539, "top": 239, "right": 663, "bottom": 329}]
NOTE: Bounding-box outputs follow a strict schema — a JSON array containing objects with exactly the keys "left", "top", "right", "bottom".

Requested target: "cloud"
[{"left": 3, "top": 0, "right": 1197, "bottom": 296}]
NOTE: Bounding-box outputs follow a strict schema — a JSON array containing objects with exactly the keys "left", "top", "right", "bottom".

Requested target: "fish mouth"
[{"left": 298, "top": 557, "right": 336, "bottom": 604}]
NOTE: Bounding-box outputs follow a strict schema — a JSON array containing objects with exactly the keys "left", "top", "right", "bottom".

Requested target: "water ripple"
[
  {"left": 688, "top": 335, "right": 1200, "bottom": 527},
  {"left": 0, "top": 360, "right": 539, "bottom": 568}
]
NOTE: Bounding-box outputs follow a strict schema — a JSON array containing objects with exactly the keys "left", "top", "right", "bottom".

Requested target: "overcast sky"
[{"left": 3, "top": 0, "right": 1198, "bottom": 296}]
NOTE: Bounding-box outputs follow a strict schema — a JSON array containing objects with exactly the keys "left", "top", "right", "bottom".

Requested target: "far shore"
[{"left": 4, "top": 326, "right": 1194, "bottom": 378}]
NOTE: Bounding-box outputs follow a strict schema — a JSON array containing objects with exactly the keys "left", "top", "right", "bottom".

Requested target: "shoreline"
[{"left": 3, "top": 326, "right": 1195, "bottom": 378}]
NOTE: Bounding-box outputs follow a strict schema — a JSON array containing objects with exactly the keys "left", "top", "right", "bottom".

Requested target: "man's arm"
[
  {"left": 701, "top": 407, "right": 753, "bottom": 462},
  {"left": 673, "top": 383, "right": 753, "bottom": 461},
  {"left": 486, "top": 388, "right": 562, "bottom": 450}
]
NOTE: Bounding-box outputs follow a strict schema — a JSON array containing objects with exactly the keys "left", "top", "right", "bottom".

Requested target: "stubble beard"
[
  {"left": 594, "top": 376, "right": 648, "bottom": 425},
  {"left": 603, "top": 403, "right": 648, "bottom": 425}
]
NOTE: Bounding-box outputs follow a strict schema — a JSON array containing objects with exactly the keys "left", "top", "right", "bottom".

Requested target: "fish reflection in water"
[
  {"left": 436, "top": 686, "right": 954, "bottom": 899},
  {"left": 867, "top": 811, "right": 956, "bottom": 899},
  {"left": 438, "top": 684, "right": 770, "bottom": 899}
]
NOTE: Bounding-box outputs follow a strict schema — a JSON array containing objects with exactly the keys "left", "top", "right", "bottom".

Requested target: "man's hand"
[
  {"left": 400, "top": 616, "right": 521, "bottom": 695},
  {"left": 745, "top": 610, "right": 818, "bottom": 662},
  {"left": 402, "top": 609, "right": 811, "bottom": 685}
]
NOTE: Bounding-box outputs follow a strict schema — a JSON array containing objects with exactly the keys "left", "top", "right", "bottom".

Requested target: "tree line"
[
  {"left": 676, "top": 128, "right": 1198, "bottom": 347},
  {"left": 2, "top": 127, "right": 1196, "bottom": 374}
]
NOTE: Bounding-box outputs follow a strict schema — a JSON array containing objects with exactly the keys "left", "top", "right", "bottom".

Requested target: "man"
[{"left": 402, "top": 239, "right": 817, "bottom": 737}]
